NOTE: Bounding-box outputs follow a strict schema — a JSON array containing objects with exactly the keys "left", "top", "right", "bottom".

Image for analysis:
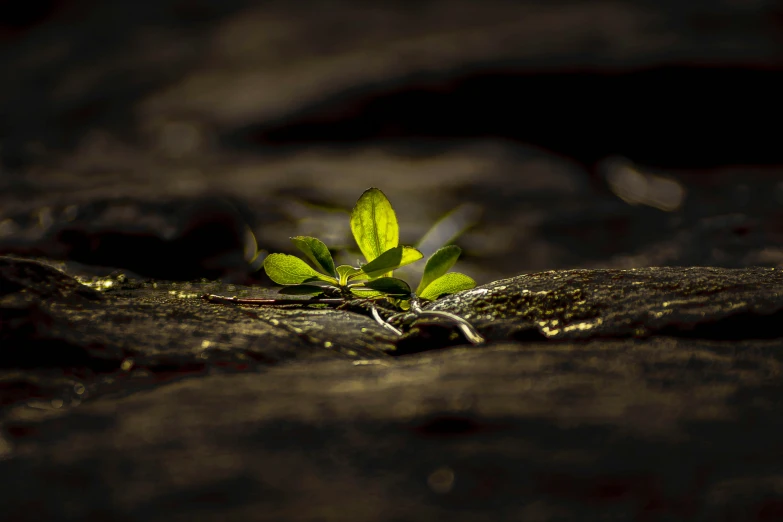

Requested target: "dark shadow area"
[
  {"left": 0, "top": 336, "right": 120, "bottom": 371},
  {"left": 6, "top": 404, "right": 783, "bottom": 520},
  {"left": 0, "top": 0, "right": 251, "bottom": 169},
  {"left": 410, "top": 415, "right": 511, "bottom": 439},
  {"left": 656, "top": 308, "right": 783, "bottom": 341},
  {"left": 231, "top": 66, "right": 783, "bottom": 171}
]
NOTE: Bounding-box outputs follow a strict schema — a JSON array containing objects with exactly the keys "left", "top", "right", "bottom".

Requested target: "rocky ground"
[
  {"left": 2, "top": 0, "right": 783, "bottom": 520},
  {"left": 3, "top": 257, "right": 783, "bottom": 521}
]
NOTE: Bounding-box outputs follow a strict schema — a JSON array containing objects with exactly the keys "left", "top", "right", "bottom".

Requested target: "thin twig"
[
  {"left": 370, "top": 305, "right": 403, "bottom": 336},
  {"left": 397, "top": 295, "right": 485, "bottom": 345},
  {"left": 201, "top": 294, "right": 345, "bottom": 306},
  {"left": 409, "top": 310, "right": 485, "bottom": 345},
  {"left": 202, "top": 292, "right": 484, "bottom": 345}
]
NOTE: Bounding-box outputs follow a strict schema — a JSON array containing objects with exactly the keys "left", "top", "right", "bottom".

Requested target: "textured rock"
[
  {"left": 395, "top": 266, "right": 783, "bottom": 352},
  {"left": 2, "top": 1, "right": 782, "bottom": 518},
  {"left": 3, "top": 340, "right": 783, "bottom": 521},
  {"left": 0, "top": 256, "right": 397, "bottom": 408},
  {"left": 2, "top": 256, "right": 783, "bottom": 520}
]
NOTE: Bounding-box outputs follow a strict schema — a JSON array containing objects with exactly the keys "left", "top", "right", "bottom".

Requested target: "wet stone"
[
  {"left": 3, "top": 340, "right": 783, "bottom": 521},
  {"left": 3, "top": 256, "right": 783, "bottom": 520},
  {"left": 398, "top": 266, "right": 783, "bottom": 350},
  {"left": 0, "top": 256, "right": 397, "bottom": 408}
]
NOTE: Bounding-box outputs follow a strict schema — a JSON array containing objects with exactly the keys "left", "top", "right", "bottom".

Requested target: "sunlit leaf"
[
  {"left": 350, "top": 188, "right": 399, "bottom": 263},
  {"left": 336, "top": 264, "right": 363, "bottom": 285},
  {"left": 244, "top": 225, "right": 259, "bottom": 263},
  {"left": 349, "top": 287, "right": 386, "bottom": 298},
  {"left": 418, "top": 272, "right": 476, "bottom": 301},
  {"left": 416, "top": 245, "right": 462, "bottom": 294},
  {"left": 393, "top": 298, "right": 411, "bottom": 311},
  {"left": 359, "top": 245, "right": 422, "bottom": 279},
  {"left": 290, "top": 236, "right": 336, "bottom": 277},
  {"left": 263, "top": 254, "right": 337, "bottom": 285},
  {"left": 278, "top": 284, "right": 327, "bottom": 296},
  {"left": 400, "top": 246, "right": 425, "bottom": 269},
  {"left": 357, "top": 246, "right": 401, "bottom": 277},
  {"left": 361, "top": 277, "right": 411, "bottom": 296}
]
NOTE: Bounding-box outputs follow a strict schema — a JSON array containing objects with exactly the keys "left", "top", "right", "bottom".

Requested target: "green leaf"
[
  {"left": 350, "top": 188, "right": 399, "bottom": 263},
  {"left": 361, "top": 277, "right": 411, "bottom": 296},
  {"left": 336, "top": 264, "right": 363, "bottom": 286},
  {"left": 278, "top": 285, "right": 327, "bottom": 296},
  {"left": 418, "top": 272, "right": 476, "bottom": 301},
  {"left": 349, "top": 287, "right": 386, "bottom": 298},
  {"left": 416, "top": 245, "right": 462, "bottom": 294},
  {"left": 358, "top": 246, "right": 401, "bottom": 277},
  {"left": 400, "top": 246, "right": 425, "bottom": 268},
  {"left": 263, "top": 254, "right": 337, "bottom": 285},
  {"left": 359, "top": 245, "right": 423, "bottom": 279},
  {"left": 290, "top": 236, "right": 336, "bottom": 277},
  {"left": 391, "top": 298, "right": 411, "bottom": 311}
]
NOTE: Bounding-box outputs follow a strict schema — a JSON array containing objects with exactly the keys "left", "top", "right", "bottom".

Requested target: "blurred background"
[{"left": 0, "top": 0, "right": 782, "bottom": 286}]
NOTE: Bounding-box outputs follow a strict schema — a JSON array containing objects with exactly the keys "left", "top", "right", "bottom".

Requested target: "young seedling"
[
  {"left": 257, "top": 188, "right": 423, "bottom": 300},
  {"left": 202, "top": 188, "right": 484, "bottom": 344},
  {"left": 373, "top": 244, "right": 483, "bottom": 343}
]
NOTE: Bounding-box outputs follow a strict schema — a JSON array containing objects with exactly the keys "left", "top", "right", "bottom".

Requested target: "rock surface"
[
  {"left": 3, "top": 256, "right": 783, "bottom": 520},
  {"left": 416, "top": 266, "right": 783, "bottom": 344},
  {"left": 2, "top": 2, "right": 782, "bottom": 518}
]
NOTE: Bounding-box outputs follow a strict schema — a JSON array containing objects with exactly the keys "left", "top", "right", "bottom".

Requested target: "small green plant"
[
  {"left": 203, "top": 188, "right": 483, "bottom": 343},
  {"left": 263, "top": 188, "right": 475, "bottom": 304}
]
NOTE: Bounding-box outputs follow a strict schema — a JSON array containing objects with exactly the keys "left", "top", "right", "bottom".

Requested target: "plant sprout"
[
  {"left": 261, "top": 188, "right": 423, "bottom": 299},
  {"left": 202, "top": 188, "right": 483, "bottom": 344}
]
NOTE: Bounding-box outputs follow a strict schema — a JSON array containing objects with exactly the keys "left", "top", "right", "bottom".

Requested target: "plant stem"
[
  {"left": 202, "top": 292, "right": 484, "bottom": 345},
  {"left": 395, "top": 295, "right": 485, "bottom": 345},
  {"left": 201, "top": 294, "right": 345, "bottom": 306},
  {"left": 370, "top": 305, "right": 403, "bottom": 336}
]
